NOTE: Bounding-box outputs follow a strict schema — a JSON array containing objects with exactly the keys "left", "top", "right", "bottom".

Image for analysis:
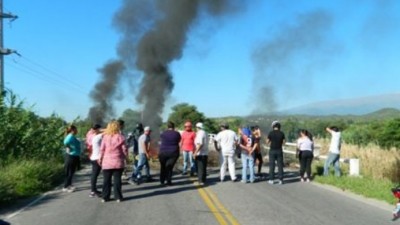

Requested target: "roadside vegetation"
[
  {"left": 1, "top": 95, "right": 399, "bottom": 207},
  {"left": 0, "top": 91, "right": 65, "bottom": 205}
]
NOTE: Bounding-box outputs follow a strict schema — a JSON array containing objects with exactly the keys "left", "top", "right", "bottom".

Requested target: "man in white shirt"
[
  {"left": 193, "top": 122, "right": 208, "bottom": 185},
  {"left": 214, "top": 124, "right": 238, "bottom": 182},
  {"left": 90, "top": 128, "right": 103, "bottom": 197},
  {"left": 323, "top": 126, "right": 342, "bottom": 176}
]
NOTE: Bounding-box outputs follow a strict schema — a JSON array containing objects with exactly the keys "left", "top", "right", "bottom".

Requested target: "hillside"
[{"left": 281, "top": 93, "right": 400, "bottom": 116}]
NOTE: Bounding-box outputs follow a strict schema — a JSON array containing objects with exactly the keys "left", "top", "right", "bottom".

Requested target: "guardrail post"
[{"left": 349, "top": 158, "right": 360, "bottom": 176}]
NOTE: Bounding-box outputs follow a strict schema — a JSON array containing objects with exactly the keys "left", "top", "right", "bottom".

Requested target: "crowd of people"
[{"left": 62, "top": 119, "right": 342, "bottom": 203}]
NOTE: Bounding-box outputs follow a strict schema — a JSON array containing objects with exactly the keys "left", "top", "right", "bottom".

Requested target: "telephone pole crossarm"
[
  {"left": 0, "top": 0, "right": 19, "bottom": 94},
  {"left": 1, "top": 12, "right": 18, "bottom": 21}
]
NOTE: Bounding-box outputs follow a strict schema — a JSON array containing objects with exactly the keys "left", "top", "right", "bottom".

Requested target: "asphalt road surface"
[{"left": 2, "top": 165, "right": 396, "bottom": 225}]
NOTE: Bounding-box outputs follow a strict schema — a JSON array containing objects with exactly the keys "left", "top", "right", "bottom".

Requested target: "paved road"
[{"left": 2, "top": 165, "right": 395, "bottom": 225}]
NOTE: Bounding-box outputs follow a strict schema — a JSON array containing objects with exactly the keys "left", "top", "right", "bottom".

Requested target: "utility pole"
[{"left": 0, "top": 0, "right": 18, "bottom": 94}]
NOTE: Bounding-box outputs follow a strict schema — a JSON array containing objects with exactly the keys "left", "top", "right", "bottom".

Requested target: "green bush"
[
  {"left": 0, "top": 90, "right": 66, "bottom": 204},
  {"left": 0, "top": 91, "right": 65, "bottom": 166},
  {"left": 0, "top": 160, "right": 63, "bottom": 203}
]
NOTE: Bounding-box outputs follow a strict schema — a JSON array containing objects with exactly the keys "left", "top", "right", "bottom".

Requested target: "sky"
[{"left": 3, "top": 0, "right": 400, "bottom": 122}]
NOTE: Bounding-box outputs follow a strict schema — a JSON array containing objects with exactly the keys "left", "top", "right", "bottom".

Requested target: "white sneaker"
[
  {"left": 268, "top": 180, "right": 274, "bottom": 184},
  {"left": 62, "top": 188, "right": 68, "bottom": 192},
  {"left": 306, "top": 178, "right": 311, "bottom": 183},
  {"left": 278, "top": 180, "right": 283, "bottom": 185},
  {"left": 67, "top": 186, "right": 76, "bottom": 193}
]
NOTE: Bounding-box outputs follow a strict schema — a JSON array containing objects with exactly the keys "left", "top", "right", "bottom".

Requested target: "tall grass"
[
  {"left": 0, "top": 159, "right": 64, "bottom": 204},
  {"left": 316, "top": 139, "right": 400, "bottom": 182}
]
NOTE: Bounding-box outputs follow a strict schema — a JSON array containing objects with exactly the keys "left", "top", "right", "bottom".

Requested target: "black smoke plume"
[
  {"left": 89, "top": 0, "right": 239, "bottom": 132},
  {"left": 88, "top": 60, "right": 125, "bottom": 125}
]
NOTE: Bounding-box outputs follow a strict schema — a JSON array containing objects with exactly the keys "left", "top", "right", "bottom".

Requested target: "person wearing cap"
[
  {"left": 266, "top": 121, "right": 286, "bottom": 185},
  {"left": 129, "top": 126, "right": 152, "bottom": 184},
  {"left": 180, "top": 121, "right": 196, "bottom": 176},
  {"left": 214, "top": 123, "right": 239, "bottom": 182},
  {"left": 193, "top": 122, "right": 208, "bottom": 185}
]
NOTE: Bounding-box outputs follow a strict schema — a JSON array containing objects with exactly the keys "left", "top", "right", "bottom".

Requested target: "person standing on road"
[
  {"left": 63, "top": 125, "right": 81, "bottom": 193},
  {"left": 214, "top": 123, "right": 239, "bottom": 182},
  {"left": 180, "top": 121, "right": 196, "bottom": 176},
  {"left": 266, "top": 121, "right": 286, "bottom": 185},
  {"left": 89, "top": 127, "right": 103, "bottom": 197},
  {"left": 99, "top": 120, "right": 128, "bottom": 203},
  {"left": 85, "top": 124, "right": 101, "bottom": 160},
  {"left": 130, "top": 126, "right": 152, "bottom": 184},
  {"left": 193, "top": 122, "right": 208, "bottom": 185},
  {"left": 159, "top": 121, "right": 181, "bottom": 186},
  {"left": 296, "top": 129, "right": 314, "bottom": 182},
  {"left": 252, "top": 126, "right": 263, "bottom": 177},
  {"left": 239, "top": 127, "right": 255, "bottom": 183},
  {"left": 323, "top": 126, "right": 342, "bottom": 177},
  {"left": 128, "top": 123, "right": 144, "bottom": 174},
  {"left": 117, "top": 119, "right": 129, "bottom": 180}
]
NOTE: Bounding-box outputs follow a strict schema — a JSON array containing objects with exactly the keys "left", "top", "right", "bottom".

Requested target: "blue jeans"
[
  {"left": 241, "top": 152, "right": 255, "bottom": 182},
  {"left": 323, "top": 153, "right": 341, "bottom": 176},
  {"left": 182, "top": 151, "right": 196, "bottom": 174},
  {"left": 134, "top": 153, "right": 150, "bottom": 179}
]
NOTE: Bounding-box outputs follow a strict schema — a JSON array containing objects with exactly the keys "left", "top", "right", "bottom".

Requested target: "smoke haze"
[{"left": 251, "top": 10, "right": 334, "bottom": 115}]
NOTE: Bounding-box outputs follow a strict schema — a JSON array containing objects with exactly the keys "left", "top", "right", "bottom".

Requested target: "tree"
[
  {"left": 377, "top": 118, "right": 400, "bottom": 150},
  {"left": 119, "top": 109, "right": 142, "bottom": 133},
  {"left": 167, "top": 103, "right": 218, "bottom": 132}
]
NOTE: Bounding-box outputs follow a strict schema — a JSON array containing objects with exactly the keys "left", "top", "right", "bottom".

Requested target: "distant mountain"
[{"left": 282, "top": 93, "right": 400, "bottom": 116}]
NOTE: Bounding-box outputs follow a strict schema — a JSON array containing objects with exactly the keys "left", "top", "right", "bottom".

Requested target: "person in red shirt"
[{"left": 180, "top": 121, "right": 196, "bottom": 176}]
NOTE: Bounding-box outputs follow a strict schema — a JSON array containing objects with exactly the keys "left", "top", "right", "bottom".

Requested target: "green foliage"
[
  {"left": 167, "top": 103, "right": 218, "bottom": 133},
  {"left": 0, "top": 160, "right": 63, "bottom": 203},
  {"left": 377, "top": 118, "right": 400, "bottom": 149},
  {"left": 0, "top": 92, "right": 65, "bottom": 165},
  {"left": 119, "top": 109, "right": 142, "bottom": 133},
  {"left": 244, "top": 111, "right": 400, "bottom": 149},
  {"left": 214, "top": 117, "right": 244, "bottom": 133},
  {"left": 312, "top": 161, "right": 395, "bottom": 204},
  {"left": 72, "top": 119, "right": 92, "bottom": 139},
  {"left": 168, "top": 103, "right": 204, "bottom": 127},
  {"left": 0, "top": 91, "right": 65, "bottom": 204},
  {"left": 342, "top": 123, "right": 379, "bottom": 146}
]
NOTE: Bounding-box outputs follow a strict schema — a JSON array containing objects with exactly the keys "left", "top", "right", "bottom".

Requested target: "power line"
[
  {"left": 18, "top": 55, "right": 86, "bottom": 90},
  {"left": 5, "top": 59, "right": 87, "bottom": 95}
]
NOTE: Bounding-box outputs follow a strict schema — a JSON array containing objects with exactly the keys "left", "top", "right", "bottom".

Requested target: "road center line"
[
  {"left": 197, "top": 186, "right": 229, "bottom": 225},
  {"left": 193, "top": 179, "right": 240, "bottom": 225},
  {"left": 203, "top": 187, "right": 240, "bottom": 225}
]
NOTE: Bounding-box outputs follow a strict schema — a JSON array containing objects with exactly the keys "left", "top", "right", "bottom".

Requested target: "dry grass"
[{"left": 316, "top": 138, "right": 400, "bottom": 182}]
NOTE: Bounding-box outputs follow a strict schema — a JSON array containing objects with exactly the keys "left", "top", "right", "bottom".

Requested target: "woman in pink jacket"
[{"left": 99, "top": 120, "right": 128, "bottom": 203}]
